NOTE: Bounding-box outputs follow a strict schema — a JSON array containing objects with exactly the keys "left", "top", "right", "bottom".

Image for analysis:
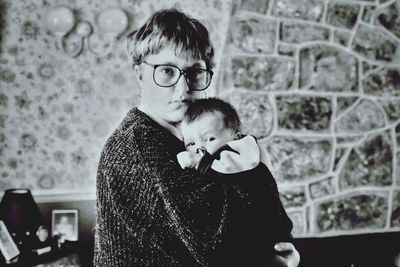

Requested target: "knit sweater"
[
  {"left": 208, "top": 163, "right": 293, "bottom": 267},
  {"left": 94, "top": 108, "right": 292, "bottom": 267}
]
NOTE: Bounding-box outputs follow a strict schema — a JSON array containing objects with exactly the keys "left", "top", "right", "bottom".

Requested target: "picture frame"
[
  {"left": 0, "top": 220, "right": 20, "bottom": 263},
  {"left": 51, "top": 209, "right": 79, "bottom": 241}
]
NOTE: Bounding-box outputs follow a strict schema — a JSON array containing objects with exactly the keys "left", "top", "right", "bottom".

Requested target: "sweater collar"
[
  {"left": 130, "top": 107, "right": 183, "bottom": 147},
  {"left": 137, "top": 105, "right": 183, "bottom": 140}
]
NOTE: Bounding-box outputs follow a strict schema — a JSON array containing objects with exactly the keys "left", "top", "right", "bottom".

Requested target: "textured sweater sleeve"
[{"left": 99, "top": 128, "right": 159, "bottom": 237}]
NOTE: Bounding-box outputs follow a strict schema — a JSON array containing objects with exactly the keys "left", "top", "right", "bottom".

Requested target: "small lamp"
[
  {"left": 0, "top": 189, "right": 43, "bottom": 254},
  {"left": 46, "top": 6, "right": 75, "bottom": 35},
  {"left": 87, "top": 7, "right": 128, "bottom": 56}
]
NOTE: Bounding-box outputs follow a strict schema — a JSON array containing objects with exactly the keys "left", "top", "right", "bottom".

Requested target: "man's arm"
[{"left": 99, "top": 135, "right": 159, "bottom": 235}]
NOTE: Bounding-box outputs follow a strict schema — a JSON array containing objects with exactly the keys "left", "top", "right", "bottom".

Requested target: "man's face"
[
  {"left": 181, "top": 111, "right": 237, "bottom": 155},
  {"left": 135, "top": 46, "right": 207, "bottom": 125}
]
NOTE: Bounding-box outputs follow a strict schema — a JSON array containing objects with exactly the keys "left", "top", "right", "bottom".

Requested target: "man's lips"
[{"left": 170, "top": 100, "right": 190, "bottom": 108}]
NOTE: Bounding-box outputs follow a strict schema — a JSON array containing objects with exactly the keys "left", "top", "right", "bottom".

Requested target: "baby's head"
[{"left": 181, "top": 98, "right": 241, "bottom": 155}]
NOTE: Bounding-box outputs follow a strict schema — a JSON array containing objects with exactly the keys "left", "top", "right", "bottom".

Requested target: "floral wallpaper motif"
[{"left": 0, "top": 0, "right": 231, "bottom": 195}]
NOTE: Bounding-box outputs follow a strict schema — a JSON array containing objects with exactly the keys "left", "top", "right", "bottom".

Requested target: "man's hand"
[
  {"left": 265, "top": 242, "right": 300, "bottom": 267},
  {"left": 211, "top": 135, "right": 260, "bottom": 174}
]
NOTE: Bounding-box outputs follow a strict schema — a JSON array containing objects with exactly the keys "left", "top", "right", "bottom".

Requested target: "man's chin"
[{"left": 167, "top": 110, "right": 185, "bottom": 124}]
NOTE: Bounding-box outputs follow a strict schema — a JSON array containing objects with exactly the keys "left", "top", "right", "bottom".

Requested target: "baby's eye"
[
  {"left": 206, "top": 137, "right": 216, "bottom": 142},
  {"left": 186, "top": 142, "right": 195, "bottom": 147}
]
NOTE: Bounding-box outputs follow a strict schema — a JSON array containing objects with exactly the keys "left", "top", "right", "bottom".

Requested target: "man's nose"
[{"left": 175, "top": 74, "right": 190, "bottom": 100}]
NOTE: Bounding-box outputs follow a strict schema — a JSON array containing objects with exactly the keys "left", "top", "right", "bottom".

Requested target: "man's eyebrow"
[
  {"left": 158, "top": 61, "right": 176, "bottom": 66},
  {"left": 190, "top": 62, "right": 204, "bottom": 68}
]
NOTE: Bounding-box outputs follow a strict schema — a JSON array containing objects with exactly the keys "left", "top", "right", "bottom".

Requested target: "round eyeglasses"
[{"left": 141, "top": 61, "right": 213, "bottom": 91}]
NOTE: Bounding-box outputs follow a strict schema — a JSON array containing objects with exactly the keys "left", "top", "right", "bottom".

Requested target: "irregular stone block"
[
  {"left": 225, "top": 14, "right": 276, "bottom": 54},
  {"left": 278, "top": 44, "right": 296, "bottom": 57},
  {"left": 339, "top": 132, "right": 393, "bottom": 189},
  {"left": 300, "top": 45, "right": 358, "bottom": 92},
  {"left": 309, "top": 177, "right": 336, "bottom": 199},
  {"left": 315, "top": 192, "right": 388, "bottom": 232},
  {"left": 363, "top": 67, "right": 400, "bottom": 97},
  {"left": 221, "top": 56, "right": 295, "bottom": 91},
  {"left": 336, "top": 96, "right": 359, "bottom": 117},
  {"left": 225, "top": 93, "right": 273, "bottom": 138},
  {"left": 378, "top": 99, "right": 400, "bottom": 123},
  {"left": 397, "top": 123, "right": 400, "bottom": 146},
  {"left": 327, "top": 2, "right": 361, "bottom": 29},
  {"left": 265, "top": 136, "right": 332, "bottom": 182},
  {"left": 287, "top": 210, "right": 305, "bottom": 236},
  {"left": 238, "top": 0, "right": 270, "bottom": 14},
  {"left": 280, "top": 21, "right": 329, "bottom": 43},
  {"left": 391, "top": 190, "right": 400, "bottom": 227},
  {"left": 276, "top": 95, "right": 332, "bottom": 132},
  {"left": 271, "top": 0, "right": 324, "bottom": 21},
  {"left": 281, "top": 186, "right": 307, "bottom": 208},
  {"left": 335, "top": 99, "right": 386, "bottom": 134},
  {"left": 352, "top": 24, "right": 400, "bottom": 63},
  {"left": 375, "top": 1, "right": 400, "bottom": 39},
  {"left": 334, "top": 30, "right": 351, "bottom": 47},
  {"left": 362, "top": 5, "right": 376, "bottom": 23}
]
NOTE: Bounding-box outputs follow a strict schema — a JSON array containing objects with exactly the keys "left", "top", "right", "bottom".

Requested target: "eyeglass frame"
[{"left": 140, "top": 61, "right": 214, "bottom": 91}]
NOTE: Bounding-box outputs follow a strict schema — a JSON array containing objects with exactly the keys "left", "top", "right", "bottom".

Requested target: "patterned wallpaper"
[{"left": 0, "top": 0, "right": 231, "bottom": 197}]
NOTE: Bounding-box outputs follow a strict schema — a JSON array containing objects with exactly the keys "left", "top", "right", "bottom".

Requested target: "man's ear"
[
  {"left": 134, "top": 65, "right": 143, "bottom": 81},
  {"left": 234, "top": 132, "right": 241, "bottom": 140}
]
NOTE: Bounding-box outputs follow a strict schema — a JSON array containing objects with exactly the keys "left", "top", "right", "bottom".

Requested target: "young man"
[{"left": 95, "top": 8, "right": 300, "bottom": 267}]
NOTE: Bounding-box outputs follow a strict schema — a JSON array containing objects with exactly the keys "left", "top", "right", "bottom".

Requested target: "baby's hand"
[{"left": 177, "top": 151, "right": 202, "bottom": 169}]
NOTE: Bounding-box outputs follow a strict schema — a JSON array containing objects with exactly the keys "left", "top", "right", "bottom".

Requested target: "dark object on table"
[{"left": 0, "top": 189, "right": 43, "bottom": 255}]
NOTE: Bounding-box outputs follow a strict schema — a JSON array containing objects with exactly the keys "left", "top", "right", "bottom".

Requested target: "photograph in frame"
[
  {"left": 0, "top": 220, "right": 20, "bottom": 263},
  {"left": 51, "top": 209, "right": 79, "bottom": 241}
]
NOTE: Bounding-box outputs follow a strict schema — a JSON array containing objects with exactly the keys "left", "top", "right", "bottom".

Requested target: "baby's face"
[{"left": 181, "top": 111, "right": 237, "bottom": 155}]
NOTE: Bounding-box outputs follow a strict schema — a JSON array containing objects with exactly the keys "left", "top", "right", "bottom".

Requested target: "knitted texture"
[{"left": 94, "top": 108, "right": 292, "bottom": 267}]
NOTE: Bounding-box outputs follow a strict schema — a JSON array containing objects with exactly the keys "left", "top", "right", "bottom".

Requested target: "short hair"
[
  {"left": 184, "top": 98, "right": 241, "bottom": 132},
  {"left": 127, "top": 8, "right": 214, "bottom": 69}
]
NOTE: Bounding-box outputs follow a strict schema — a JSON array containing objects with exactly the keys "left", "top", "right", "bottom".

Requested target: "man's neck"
[{"left": 138, "top": 104, "right": 183, "bottom": 140}]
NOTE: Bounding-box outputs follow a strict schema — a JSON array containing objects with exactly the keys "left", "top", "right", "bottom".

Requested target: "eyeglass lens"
[{"left": 154, "top": 65, "right": 211, "bottom": 90}]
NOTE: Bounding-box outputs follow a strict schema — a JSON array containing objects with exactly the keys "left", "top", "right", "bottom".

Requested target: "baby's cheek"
[
  {"left": 186, "top": 147, "right": 196, "bottom": 153},
  {"left": 206, "top": 142, "right": 221, "bottom": 155}
]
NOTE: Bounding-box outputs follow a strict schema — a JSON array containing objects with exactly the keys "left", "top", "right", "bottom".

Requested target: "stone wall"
[
  {"left": 0, "top": 0, "right": 399, "bottom": 237},
  {"left": 218, "top": 0, "right": 400, "bottom": 237}
]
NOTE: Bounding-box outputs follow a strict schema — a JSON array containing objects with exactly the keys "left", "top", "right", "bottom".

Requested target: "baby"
[
  {"left": 177, "top": 97, "right": 241, "bottom": 172},
  {"left": 177, "top": 98, "right": 293, "bottom": 266}
]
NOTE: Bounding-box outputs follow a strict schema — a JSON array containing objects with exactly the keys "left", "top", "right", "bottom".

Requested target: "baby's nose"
[{"left": 196, "top": 146, "right": 206, "bottom": 155}]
